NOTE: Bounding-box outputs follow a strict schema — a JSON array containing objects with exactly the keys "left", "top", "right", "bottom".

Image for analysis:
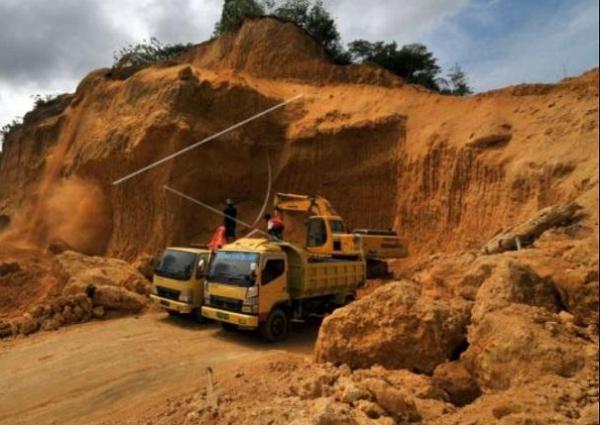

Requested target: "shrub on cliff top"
[{"left": 112, "top": 37, "right": 193, "bottom": 67}]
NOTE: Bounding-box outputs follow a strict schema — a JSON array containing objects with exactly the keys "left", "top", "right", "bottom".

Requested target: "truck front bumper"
[
  {"left": 150, "top": 295, "right": 193, "bottom": 313},
  {"left": 201, "top": 306, "right": 258, "bottom": 328}
]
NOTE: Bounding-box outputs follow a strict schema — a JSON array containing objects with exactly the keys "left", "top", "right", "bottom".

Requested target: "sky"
[{"left": 0, "top": 0, "right": 598, "bottom": 133}]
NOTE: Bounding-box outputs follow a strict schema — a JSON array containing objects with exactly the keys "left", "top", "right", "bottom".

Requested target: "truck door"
[{"left": 259, "top": 256, "right": 288, "bottom": 320}]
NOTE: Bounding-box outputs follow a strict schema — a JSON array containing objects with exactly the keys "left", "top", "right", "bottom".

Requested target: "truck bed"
[{"left": 287, "top": 257, "right": 365, "bottom": 299}]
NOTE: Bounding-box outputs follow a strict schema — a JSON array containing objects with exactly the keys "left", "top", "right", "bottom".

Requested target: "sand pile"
[{"left": 0, "top": 248, "right": 150, "bottom": 337}]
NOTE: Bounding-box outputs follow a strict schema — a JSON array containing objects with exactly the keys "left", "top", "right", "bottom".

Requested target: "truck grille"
[
  {"left": 210, "top": 295, "right": 242, "bottom": 313},
  {"left": 156, "top": 286, "right": 180, "bottom": 301}
]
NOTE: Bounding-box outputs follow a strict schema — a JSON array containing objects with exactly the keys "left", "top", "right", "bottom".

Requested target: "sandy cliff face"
[
  {"left": 0, "top": 17, "right": 597, "bottom": 262},
  {"left": 0, "top": 17, "right": 597, "bottom": 424}
]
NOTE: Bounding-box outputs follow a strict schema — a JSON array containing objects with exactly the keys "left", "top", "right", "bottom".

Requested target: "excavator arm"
[{"left": 273, "top": 193, "right": 339, "bottom": 217}]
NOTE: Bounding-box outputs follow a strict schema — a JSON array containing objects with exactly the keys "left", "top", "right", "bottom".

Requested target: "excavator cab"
[{"left": 306, "top": 215, "right": 359, "bottom": 256}]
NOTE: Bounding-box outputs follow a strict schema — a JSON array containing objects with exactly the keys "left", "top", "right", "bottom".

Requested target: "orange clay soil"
[
  {"left": 0, "top": 17, "right": 598, "bottom": 425},
  {"left": 0, "top": 18, "right": 596, "bottom": 262}
]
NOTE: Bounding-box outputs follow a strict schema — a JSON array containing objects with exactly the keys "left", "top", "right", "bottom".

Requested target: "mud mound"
[
  {"left": 0, "top": 246, "right": 65, "bottom": 319},
  {"left": 0, "top": 248, "right": 150, "bottom": 334}
]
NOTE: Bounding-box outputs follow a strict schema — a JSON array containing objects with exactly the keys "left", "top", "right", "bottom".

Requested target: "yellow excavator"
[{"left": 273, "top": 193, "right": 407, "bottom": 275}]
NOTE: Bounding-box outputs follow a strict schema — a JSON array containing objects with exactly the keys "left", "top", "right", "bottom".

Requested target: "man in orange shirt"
[{"left": 264, "top": 210, "right": 285, "bottom": 240}]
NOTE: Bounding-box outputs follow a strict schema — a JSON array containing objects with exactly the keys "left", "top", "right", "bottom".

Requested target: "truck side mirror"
[
  {"left": 196, "top": 259, "right": 206, "bottom": 279},
  {"left": 249, "top": 262, "right": 257, "bottom": 283}
]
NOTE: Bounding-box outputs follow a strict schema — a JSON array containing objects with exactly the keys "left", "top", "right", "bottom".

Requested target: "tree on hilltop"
[
  {"left": 214, "top": 0, "right": 266, "bottom": 35},
  {"left": 442, "top": 64, "right": 473, "bottom": 96},
  {"left": 348, "top": 40, "right": 443, "bottom": 91}
]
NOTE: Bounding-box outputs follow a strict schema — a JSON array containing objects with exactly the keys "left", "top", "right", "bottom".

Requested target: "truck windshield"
[
  {"left": 207, "top": 251, "right": 259, "bottom": 287},
  {"left": 154, "top": 249, "right": 197, "bottom": 281}
]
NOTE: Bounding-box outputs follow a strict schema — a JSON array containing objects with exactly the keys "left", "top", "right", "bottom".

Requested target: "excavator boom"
[{"left": 274, "top": 193, "right": 339, "bottom": 217}]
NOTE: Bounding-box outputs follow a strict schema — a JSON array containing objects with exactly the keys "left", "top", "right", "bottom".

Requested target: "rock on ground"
[
  {"left": 432, "top": 361, "right": 481, "bottom": 407},
  {"left": 470, "top": 259, "right": 560, "bottom": 323},
  {"left": 315, "top": 280, "right": 471, "bottom": 373},
  {"left": 462, "top": 304, "right": 592, "bottom": 391},
  {"left": 92, "top": 285, "right": 147, "bottom": 313},
  {"left": 54, "top": 250, "right": 150, "bottom": 295}
]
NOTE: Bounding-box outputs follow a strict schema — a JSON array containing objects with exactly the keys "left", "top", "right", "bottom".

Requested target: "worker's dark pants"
[
  {"left": 225, "top": 225, "right": 236, "bottom": 241},
  {"left": 268, "top": 228, "right": 283, "bottom": 240}
]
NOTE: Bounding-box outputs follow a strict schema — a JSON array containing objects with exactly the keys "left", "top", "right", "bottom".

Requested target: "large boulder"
[
  {"left": 462, "top": 304, "right": 591, "bottom": 391},
  {"left": 471, "top": 259, "right": 560, "bottom": 323},
  {"left": 315, "top": 280, "right": 472, "bottom": 373},
  {"left": 54, "top": 251, "right": 150, "bottom": 295},
  {"left": 91, "top": 285, "right": 148, "bottom": 313}
]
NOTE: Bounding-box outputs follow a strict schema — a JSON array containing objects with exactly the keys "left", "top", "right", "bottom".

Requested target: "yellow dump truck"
[
  {"left": 150, "top": 247, "right": 211, "bottom": 321},
  {"left": 201, "top": 238, "right": 365, "bottom": 341}
]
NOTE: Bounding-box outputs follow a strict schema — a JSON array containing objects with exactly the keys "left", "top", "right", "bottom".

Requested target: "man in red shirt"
[{"left": 264, "top": 210, "right": 285, "bottom": 240}]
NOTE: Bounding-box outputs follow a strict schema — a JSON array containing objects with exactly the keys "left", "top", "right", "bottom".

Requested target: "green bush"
[
  {"left": 0, "top": 117, "right": 23, "bottom": 151},
  {"left": 113, "top": 37, "right": 193, "bottom": 67},
  {"left": 31, "top": 93, "right": 61, "bottom": 108}
]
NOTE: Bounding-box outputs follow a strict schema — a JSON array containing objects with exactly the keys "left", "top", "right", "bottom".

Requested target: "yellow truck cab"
[
  {"left": 201, "top": 238, "right": 365, "bottom": 341},
  {"left": 151, "top": 247, "right": 211, "bottom": 321}
]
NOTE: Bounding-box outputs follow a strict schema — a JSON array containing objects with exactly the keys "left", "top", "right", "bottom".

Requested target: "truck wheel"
[
  {"left": 260, "top": 309, "right": 288, "bottom": 342},
  {"left": 167, "top": 310, "right": 179, "bottom": 318},
  {"left": 221, "top": 322, "right": 237, "bottom": 331}
]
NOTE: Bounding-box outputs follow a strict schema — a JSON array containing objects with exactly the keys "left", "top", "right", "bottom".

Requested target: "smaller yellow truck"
[
  {"left": 201, "top": 238, "right": 365, "bottom": 341},
  {"left": 151, "top": 247, "right": 211, "bottom": 321}
]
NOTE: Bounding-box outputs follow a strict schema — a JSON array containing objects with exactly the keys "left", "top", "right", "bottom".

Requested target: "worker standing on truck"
[
  {"left": 223, "top": 199, "right": 237, "bottom": 242},
  {"left": 264, "top": 210, "right": 285, "bottom": 240}
]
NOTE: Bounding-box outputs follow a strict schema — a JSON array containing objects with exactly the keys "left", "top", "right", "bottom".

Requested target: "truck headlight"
[
  {"left": 241, "top": 304, "right": 258, "bottom": 314},
  {"left": 178, "top": 294, "right": 192, "bottom": 303},
  {"left": 242, "top": 295, "right": 258, "bottom": 313},
  {"left": 244, "top": 296, "right": 258, "bottom": 306}
]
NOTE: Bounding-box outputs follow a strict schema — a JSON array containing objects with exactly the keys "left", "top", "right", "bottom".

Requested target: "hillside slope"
[{"left": 0, "top": 17, "right": 597, "bottom": 261}]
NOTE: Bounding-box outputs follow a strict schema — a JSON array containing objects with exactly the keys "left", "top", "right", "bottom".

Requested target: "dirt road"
[{"left": 0, "top": 313, "right": 318, "bottom": 425}]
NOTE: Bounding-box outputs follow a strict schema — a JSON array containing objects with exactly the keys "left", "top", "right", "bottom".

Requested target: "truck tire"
[
  {"left": 259, "top": 309, "right": 288, "bottom": 342},
  {"left": 221, "top": 322, "right": 237, "bottom": 332},
  {"left": 167, "top": 310, "right": 180, "bottom": 318}
]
